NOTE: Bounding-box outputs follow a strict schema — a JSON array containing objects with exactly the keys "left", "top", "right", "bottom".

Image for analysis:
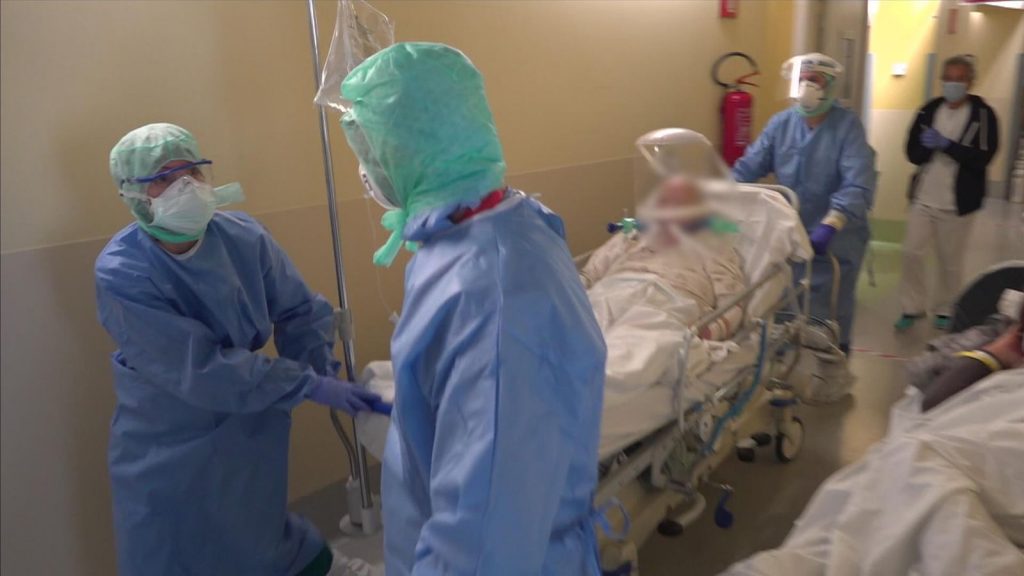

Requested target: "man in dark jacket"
[{"left": 895, "top": 55, "right": 999, "bottom": 332}]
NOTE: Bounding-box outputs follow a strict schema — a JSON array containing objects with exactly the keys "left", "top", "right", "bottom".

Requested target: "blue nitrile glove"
[
  {"left": 369, "top": 399, "right": 393, "bottom": 416},
  {"left": 809, "top": 223, "right": 838, "bottom": 256},
  {"left": 920, "top": 127, "right": 951, "bottom": 150},
  {"left": 308, "top": 376, "right": 382, "bottom": 415}
]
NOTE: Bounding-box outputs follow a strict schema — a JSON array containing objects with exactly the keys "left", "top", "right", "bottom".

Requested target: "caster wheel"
[
  {"left": 714, "top": 487, "right": 735, "bottom": 529},
  {"left": 714, "top": 505, "right": 734, "bottom": 529},
  {"left": 775, "top": 416, "right": 804, "bottom": 463},
  {"left": 751, "top": 432, "right": 772, "bottom": 447},
  {"left": 736, "top": 446, "right": 756, "bottom": 462},
  {"left": 657, "top": 519, "right": 684, "bottom": 537}
]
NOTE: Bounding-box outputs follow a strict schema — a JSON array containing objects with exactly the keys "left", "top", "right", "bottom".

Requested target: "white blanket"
[
  {"left": 590, "top": 272, "right": 748, "bottom": 457},
  {"left": 356, "top": 184, "right": 810, "bottom": 461},
  {"left": 590, "top": 273, "right": 713, "bottom": 404},
  {"left": 721, "top": 368, "right": 1024, "bottom": 576}
]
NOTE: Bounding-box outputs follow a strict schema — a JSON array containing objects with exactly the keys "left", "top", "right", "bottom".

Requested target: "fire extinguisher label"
[{"left": 736, "top": 107, "right": 750, "bottom": 145}]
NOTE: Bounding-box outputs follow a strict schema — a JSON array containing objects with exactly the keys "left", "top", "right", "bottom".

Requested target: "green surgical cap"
[
  {"left": 341, "top": 42, "right": 506, "bottom": 265},
  {"left": 109, "top": 123, "right": 203, "bottom": 231},
  {"left": 110, "top": 123, "right": 202, "bottom": 196}
]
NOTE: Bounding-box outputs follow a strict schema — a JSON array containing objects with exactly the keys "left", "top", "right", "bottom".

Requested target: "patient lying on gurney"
[
  {"left": 581, "top": 177, "right": 747, "bottom": 412},
  {"left": 720, "top": 314, "right": 1024, "bottom": 576},
  {"left": 581, "top": 176, "right": 746, "bottom": 340}
]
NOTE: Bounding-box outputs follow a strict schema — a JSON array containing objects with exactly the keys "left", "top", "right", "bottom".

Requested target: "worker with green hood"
[{"left": 340, "top": 42, "right": 606, "bottom": 575}]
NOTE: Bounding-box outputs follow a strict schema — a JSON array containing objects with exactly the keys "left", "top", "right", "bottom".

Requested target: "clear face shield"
[
  {"left": 340, "top": 111, "right": 400, "bottom": 209},
  {"left": 782, "top": 54, "right": 843, "bottom": 117},
  {"left": 629, "top": 129, "right": 738, "bottom": 249}
]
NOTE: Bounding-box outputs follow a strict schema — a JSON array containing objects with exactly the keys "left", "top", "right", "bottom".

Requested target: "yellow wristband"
[
  {"left": 822, "top": 209, "right": 848, "bottom": 231},
  {"left": 954, "top": 350, "right": 1002, "bottom": 373}
]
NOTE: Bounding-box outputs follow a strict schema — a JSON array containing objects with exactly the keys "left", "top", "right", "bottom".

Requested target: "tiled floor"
[{"left": 637, "top": 200, "right": 1024, "bottom": 575}]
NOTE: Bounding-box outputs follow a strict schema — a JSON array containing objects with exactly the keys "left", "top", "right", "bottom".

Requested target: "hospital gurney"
[
  {"left": 353, "top": 182, "right": 814, "bottom": 575},
  {"left": 587, "top": 182, "right": 816, "bottom": 575}
]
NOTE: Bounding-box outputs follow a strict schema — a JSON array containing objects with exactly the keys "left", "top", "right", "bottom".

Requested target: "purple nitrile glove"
[
  {"left": 308, "top": 376, "right": 382, "bottom": 415},
  {"left": 809, "top": 223, "right": 838, "bottom": 256},
  {"left": 920, "top": 127, "right": 951, "bottom": 150}
]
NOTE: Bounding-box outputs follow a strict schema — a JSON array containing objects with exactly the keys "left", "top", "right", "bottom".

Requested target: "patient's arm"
[
  {"left": 923, "top": 324, "right": 1023, "bottom": 412},
  {"left": 702, "top": 242, "right": 746, "bottom": 340},
  {"left": 921, "top": 356, "right": 995, "bottom": 412},
  {"left": 580, "top": 234, "right": 632, "bottom": 288}
]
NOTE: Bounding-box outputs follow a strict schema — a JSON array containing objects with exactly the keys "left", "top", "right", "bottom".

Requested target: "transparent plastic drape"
[
  {"left": 633, "top": 128, "right": 735, "bottom": 215},
  {"left": 314, "top": 0, "right": 395, "bottom": 112}
]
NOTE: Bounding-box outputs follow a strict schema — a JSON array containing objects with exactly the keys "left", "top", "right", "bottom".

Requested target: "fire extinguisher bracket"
[{"left": 712, "top": 52, "right": 760, "bottom": 89}]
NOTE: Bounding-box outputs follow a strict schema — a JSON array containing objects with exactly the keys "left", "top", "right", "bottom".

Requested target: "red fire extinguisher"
[{"left": 712, "top": 52, "right": 759, "bottom": 167}]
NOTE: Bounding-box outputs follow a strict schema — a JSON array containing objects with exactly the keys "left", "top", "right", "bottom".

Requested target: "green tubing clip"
[
  {"left": 607, "top": 218, "right": 642, "bottom": 235},
  {"left": 708, "top": 216, "right": 740, "bottom": 234}
]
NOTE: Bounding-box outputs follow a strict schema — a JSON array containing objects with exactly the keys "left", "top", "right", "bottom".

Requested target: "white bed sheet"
[
  {"left": 710, "top": 182, "right": 812, "bottom": 320},
  {"left": 721, "top": 368, "right": 1024, "bottom": 576},
  {"left": 599, "top": 330, "right": 760, "bottom": 458},
  {"left": 358, "top": 331, "right": 760, "bottom": 462},
  {"left": 355, "top": 185, "right": 808, "bottom": 462},
  {"left": 594, "top": 182, "right": 806, "bottom": 458}
]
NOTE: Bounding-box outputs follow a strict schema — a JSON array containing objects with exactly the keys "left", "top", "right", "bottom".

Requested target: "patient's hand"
[{"left": 982, "top": 323, "right": 1023, "bottom": 369}]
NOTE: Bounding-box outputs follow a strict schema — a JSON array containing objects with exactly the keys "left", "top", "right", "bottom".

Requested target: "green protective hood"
[{"left": 340, "top": 42, "right": 506, "bottom": 266}]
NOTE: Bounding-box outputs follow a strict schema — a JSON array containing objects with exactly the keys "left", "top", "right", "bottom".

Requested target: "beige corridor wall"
[
  {"left": 374, "top": 0, "right": 795, "bottom": 174},
  {"left": 866, "top": 0, "right": 941, "bottom": 223},
  {"left": 1, "top": 1, "right": 793, "bottom": 573}
]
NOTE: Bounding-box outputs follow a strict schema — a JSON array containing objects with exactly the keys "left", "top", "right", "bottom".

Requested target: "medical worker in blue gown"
[
  {"left": 732, "top": 53, "right": 876, "bottom": 355},
  {"left": 339, "top": 43, "right": 607, "bottom": 575},
  {"left": 95, "top": 123, "right": 381, "bottom": 576}
]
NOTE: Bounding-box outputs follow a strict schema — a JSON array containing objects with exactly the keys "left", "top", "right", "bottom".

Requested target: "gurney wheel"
[
  {"left": 775, "top": 416, "right": 804, "bottom": 463},
  {"left": 656, "top": 519, "right": 685, "bottom": 538}
]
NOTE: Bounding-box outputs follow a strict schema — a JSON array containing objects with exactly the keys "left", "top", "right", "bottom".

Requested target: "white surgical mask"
[
  {"left": 149, "top": 176, "right": 244, "bottom": 237},
  {"left": 942, "top": 81, "right": 968, "bottom": 104},
  {"left": 794, "top": 80, "right": 827, "bottom": 115}
]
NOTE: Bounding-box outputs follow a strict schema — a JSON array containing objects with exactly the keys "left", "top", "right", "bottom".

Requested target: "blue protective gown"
[
  {"left": 732, "top": 106, "right": 876, "bottom": 345},
  {"left": 94, "top": 211, "right": 339, "bottom": 576},
  {"left": 382, "top": 192, "right": 607, "bottom": 575}
]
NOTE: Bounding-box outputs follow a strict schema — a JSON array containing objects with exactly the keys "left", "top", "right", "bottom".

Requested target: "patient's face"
[
  {"left": 647, "top": 177, "right": 707, "bottom": 247},
  {"left": 656, "top": 177, "right": 702, "bottom": 209}
]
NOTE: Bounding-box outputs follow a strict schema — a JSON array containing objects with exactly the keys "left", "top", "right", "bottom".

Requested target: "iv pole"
[{"left": 304, "top": 0, "right": 378, "bottom": 533}]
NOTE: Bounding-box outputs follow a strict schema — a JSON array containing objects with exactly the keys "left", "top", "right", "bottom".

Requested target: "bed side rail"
[
  {"left": 753, "top": 184, "right": 800, "bottom": 213},
  {"left": 688, "top": 261, "right": 786, "bottom": 334},
  {"left": 596, "top": 424, "right": 681, "bottom": 505}
]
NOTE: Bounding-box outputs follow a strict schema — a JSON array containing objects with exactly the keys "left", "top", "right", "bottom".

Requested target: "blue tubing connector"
[
  {"left": 607, "top": 218, "right": 642, "bottom": 235},
  {"left": 769, "top": 396, "right": 798, "bottom": 408},
  {"left": 714, "top": 487, "right": 735, "bottom": 529}
]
